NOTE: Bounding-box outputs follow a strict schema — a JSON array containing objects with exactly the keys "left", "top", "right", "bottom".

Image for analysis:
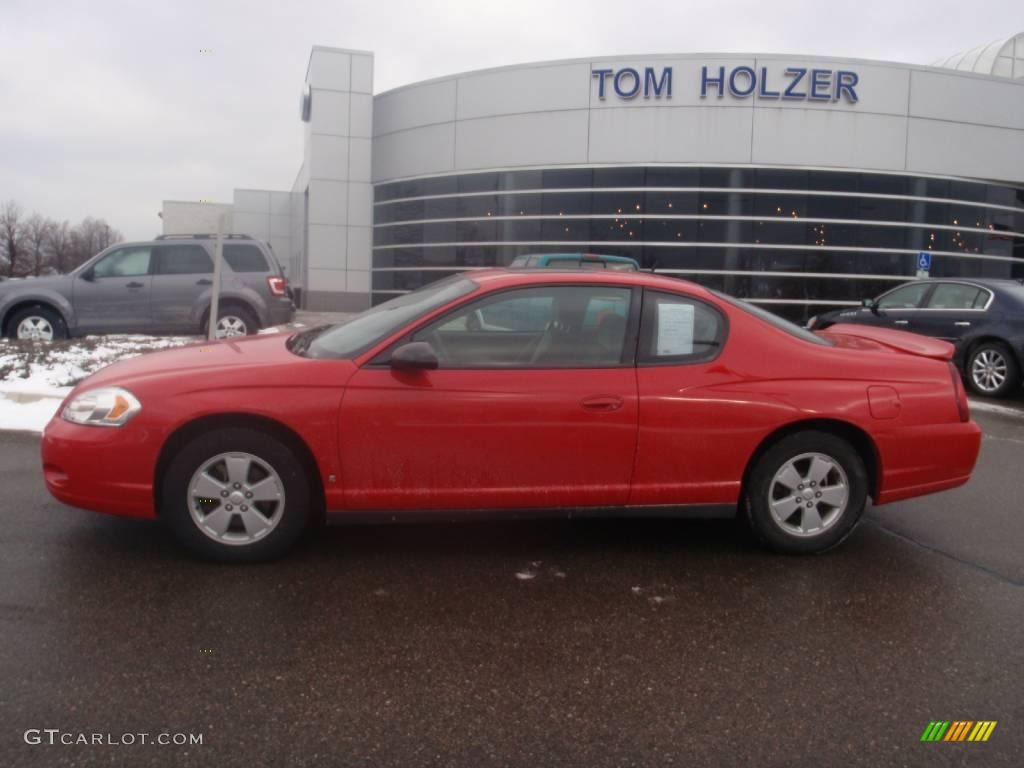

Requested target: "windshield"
[
  {"left": 296, "top": 276, "right": 479, "bottom": 359},
  {"left": 711, "top": 291, "right": 833, "bottom": 346}
]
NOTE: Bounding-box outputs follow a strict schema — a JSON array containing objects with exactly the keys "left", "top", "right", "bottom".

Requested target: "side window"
[
  {"left": 548, "top": 257, "right": 583, "bottom": 268},
  {"left": 639, "top": 291, "right": 725, "bottom": 365},
  {"left": 91, "top": 247, "right": 151, "bottom": 278},
  {"left": 154, "top": 245, "right": 213, "bottom": 275},
  {"left": 223, "top": 244, "right": 269, "bottom": 273},
  {"left": 927, "top": 283, "right": 985, "bottom": 310},
  {"left": 877, "top": 282, "right": 930, "bottom": 309},
  {"left": 414, "top": 285, "right": 633, "bottom": 368}
]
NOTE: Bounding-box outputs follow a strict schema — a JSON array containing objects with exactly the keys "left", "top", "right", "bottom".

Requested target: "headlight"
[{"left": 62, "top": 387, "right": 141, "bottom": 427}]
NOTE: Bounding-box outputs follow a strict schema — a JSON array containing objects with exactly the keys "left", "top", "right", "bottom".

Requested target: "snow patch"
[
  {"left": 0, "top": 334, "right": 196, "bottom": 432},
  {"left": 0, "top": 391, "right": 66, "bottom": 432}
]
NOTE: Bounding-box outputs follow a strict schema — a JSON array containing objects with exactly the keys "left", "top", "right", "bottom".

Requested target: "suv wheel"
[
  {"left": 966, "top": 341, "right": 1020, "bottom": 398},
  {"left": 208, "top": 306, "right": 259, "bottom": 338},
  {"left": 744, "top": 431, "right": 867, "bottom": 555},
  {"left": 8, "top": 305, "right": 68, "bottom": 342},
  {"left": 160, "top": 427, "right": 311, "bottom": 562}
]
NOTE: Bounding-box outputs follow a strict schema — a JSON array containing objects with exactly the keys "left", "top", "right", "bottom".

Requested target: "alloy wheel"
[
  {"left": 768, "top": 452, "right": 849, "bottom": 537},
  {"left": 215, "top": 315, "right": 248, "bottom": 338},
  {"left": 16, "top": 316, "right": 54, "bottom": 341},
  {"left": 188, "top": 452, "right": 286, "bottom": 546},
  {"left": 971, "top": 349, "right": 1007, "bottom": 394}
]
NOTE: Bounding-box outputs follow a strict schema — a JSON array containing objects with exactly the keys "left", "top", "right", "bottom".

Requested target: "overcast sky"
[{"left": 1, "top": 0, "right": 1021, "bottom": 240}]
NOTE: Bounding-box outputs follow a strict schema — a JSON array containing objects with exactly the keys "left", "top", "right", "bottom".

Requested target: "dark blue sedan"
[{"left": 808, "top": 278, "right": 1024, "bottom": 398}]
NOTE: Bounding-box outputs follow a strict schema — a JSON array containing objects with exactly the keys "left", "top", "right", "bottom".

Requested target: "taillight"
[
  {"left": 949, "top": 361, "right": 969, "bottom": 422},
  {"left": 267, "top": 276, "right": 288, "bottom": 297}
]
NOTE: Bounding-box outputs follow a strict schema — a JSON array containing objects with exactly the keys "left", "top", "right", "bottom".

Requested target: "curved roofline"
[
  {"left": 930, "top": 31, "right": 1024, "bottom": 78},
  {"left": 375, "top": 48, "right": 1022, "bottom": 98}
]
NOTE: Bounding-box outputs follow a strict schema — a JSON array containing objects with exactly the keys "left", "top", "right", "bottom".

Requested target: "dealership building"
[{"left": 161, "top": 35, "right": 1024, "bottom": 320}]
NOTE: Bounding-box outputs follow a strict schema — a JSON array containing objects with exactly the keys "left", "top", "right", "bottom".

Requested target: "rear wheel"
[
  {"left": 205, "top": 305, "right": 259, "bottom": 339},
  {"left": 160, "top": 427, "right": 311, "bottom": 562},
  {"left": 744, "top": 431, "right": 867, "bottom": 555},
  {"left": 8, "top": 305, "right": 68, "bottom": 341},
  {"left": 965, "top": 341, "right": 1019, "bottom": 398}
]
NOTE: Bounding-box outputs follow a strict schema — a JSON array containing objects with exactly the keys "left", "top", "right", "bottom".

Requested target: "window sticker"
[{"left": 656, "top": 303, "right": 695, "bottom": 356}]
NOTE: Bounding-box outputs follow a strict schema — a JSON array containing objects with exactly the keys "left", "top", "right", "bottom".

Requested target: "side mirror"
[
  {"left": 390, "top": 341, "right": 439, "bottom": 371},
  {"left": 861, "top": 298, "right": 879, "bottom": 314},
  {"left": 80, "top": 269, "right": 95, "bottom": 282}
]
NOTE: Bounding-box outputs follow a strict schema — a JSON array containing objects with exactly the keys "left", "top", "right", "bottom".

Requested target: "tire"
[
  {"left": 744, "top": 431, "right": 868, "bottom": 555},
  {"left": 7, "top": 304, "right": 68, "bottom": 341},
  {"left": 206, "top": 305, "right": 259, "bottom": 339},
  {"left": 160, "top": 427, "right": 311, "bottom": 562},
  {"left": 965, "top": 341, "right": 1020, "bottom": 398}
]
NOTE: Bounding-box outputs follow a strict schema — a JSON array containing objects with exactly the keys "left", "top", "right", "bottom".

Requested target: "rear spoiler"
[{"left": 818, "top": 323, "right": 955, "bottom": 361}]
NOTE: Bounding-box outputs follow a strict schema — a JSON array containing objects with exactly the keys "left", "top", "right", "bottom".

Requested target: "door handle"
[
  {"left": 954, "top": 321, "right": 971, "bottom": 327},
  {"left": 196, "top": 278, "right": 212, "bottom": 286},
  {"left": 125, "top": 281, "right": 144, "bottom": 289},
  {"left": 580, "top": 395, "right": 624, "bottom": 412},
  {"left": 894, "top": 320, "right": 909, "bottom": 325}
]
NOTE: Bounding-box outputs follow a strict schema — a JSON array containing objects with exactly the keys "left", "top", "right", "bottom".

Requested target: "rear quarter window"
[
  {"left": 711, "top": 290, "right": 833, "bottom": 346},
  {"left": 223, "top": 244, "right": 269, "bottom": 273}
]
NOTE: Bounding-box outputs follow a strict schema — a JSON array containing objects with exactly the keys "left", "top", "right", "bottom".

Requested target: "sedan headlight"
[{"left": 62, "top": 387, "right": 141, "bottom": 427}]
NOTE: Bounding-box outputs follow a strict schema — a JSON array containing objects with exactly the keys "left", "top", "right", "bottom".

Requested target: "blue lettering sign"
[
  {"left": 783, "top": 68, "right": 807, "bottom": 99},
  {"left": 757, "top": 66, "right": 780, "bottom": 98},
  {"left": 701, "top": 65, "right": 726, "bottom": 98},
  {"left": 644, "top": 66, "right": 672, "bottom": 98},
  {"left": 835, "top": 70, "right": 859, "bottom": 102},
  {"left": 594, "top": 66, "right": 673, "bottom": 99},
  {"left": 728, "top": 66, "right": 756, "bottom": 97},
  {"left": 809, "top": 69, "right": 832, "bottom": 100},
  {"left": 596, "top": 65, "right": 859, "bottom": 103},
  {"left": 591, "top": 68, "right": 613, "bottom": 99},
  {"left": 614, "top": 68, "right": 641, "bottom": 98}
]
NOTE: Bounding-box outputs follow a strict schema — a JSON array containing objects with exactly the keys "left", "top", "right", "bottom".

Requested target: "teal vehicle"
[{"left": 508, "top": 252, "right": 640, "bottom": 271}]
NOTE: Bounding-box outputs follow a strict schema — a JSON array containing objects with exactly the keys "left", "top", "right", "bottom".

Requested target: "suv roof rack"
[{"left": 155, "top": 233, "right": 254, "bottom": 240}]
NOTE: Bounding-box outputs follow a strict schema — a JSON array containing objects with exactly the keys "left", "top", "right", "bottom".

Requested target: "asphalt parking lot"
[{"left": 1, "top": 409, "right": 1022, "bottom": 767}]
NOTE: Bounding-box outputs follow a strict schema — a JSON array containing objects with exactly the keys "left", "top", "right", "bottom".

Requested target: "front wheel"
[
  {"left": 965, "top": 342, "right": 1020, "bottom": 398},
  {"left": 8, "top": 304, "right": 68, "bottom": 341},
  {"left": 744, "top": 431, "right": 868, "bottom": 555},
  {"left": 160, "top": 428, "right": 311, "bottom": 562}
]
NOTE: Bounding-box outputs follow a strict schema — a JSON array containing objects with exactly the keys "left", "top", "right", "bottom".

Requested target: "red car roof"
[{"left": 464, "top": 268, "right": 712, "bottom": 298}]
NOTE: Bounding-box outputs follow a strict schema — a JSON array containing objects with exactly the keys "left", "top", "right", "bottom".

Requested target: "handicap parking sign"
[{"left": 916, "top": 251, "right": 931, "bottom": 278}]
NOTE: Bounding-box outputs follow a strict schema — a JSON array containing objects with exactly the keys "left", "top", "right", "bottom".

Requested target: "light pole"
[{"left": 208, "top": 213, "right": 226, "bottom": 340}]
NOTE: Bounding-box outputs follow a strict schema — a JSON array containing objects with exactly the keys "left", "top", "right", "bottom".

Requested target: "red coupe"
[{"left": 41, "top": 270, "right": 981, "bottom": 561}]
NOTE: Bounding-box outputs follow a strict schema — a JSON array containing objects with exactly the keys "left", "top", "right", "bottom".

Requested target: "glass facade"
[{"left": 372, "top": 166, "right": 1024, "bottom": 322}]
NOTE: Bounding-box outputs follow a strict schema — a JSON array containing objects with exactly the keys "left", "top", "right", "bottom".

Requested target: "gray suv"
[{"left": 0, "top": 234, "right": 295, "bottom": 341}]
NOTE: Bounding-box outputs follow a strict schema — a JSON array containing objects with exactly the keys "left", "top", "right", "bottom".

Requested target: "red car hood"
[
  {"left": 82, "top": 332, "right": 302, "bottom": 389},
  {"left": 818, "top": 323, "right": 954, "bottom": 361}
]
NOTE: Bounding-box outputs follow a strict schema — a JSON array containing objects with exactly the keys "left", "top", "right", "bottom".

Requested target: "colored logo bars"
[{"left": 920, "top": 721, "right": 997, "bottom": 742}]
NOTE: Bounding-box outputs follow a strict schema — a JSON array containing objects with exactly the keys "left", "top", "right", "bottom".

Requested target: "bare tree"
[
  {"left": 68, "top": 217, "right": 123, "bottom": 270},
  {"left": 24, "top": 214, "right": 55, "bottom": 276},
  {"left": 0, "top": 201, "right": 25, "bottom": 278},
  {"left": 49, "top": 220, "right": 74, "bottom": 274},
  {"left": 0, "top": 204, "right": 124, "bottom": 275}
]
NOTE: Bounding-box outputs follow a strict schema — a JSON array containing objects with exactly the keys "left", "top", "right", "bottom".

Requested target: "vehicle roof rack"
[{"left": 155, "top": 233, "right": 253, "bottom": 240}]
